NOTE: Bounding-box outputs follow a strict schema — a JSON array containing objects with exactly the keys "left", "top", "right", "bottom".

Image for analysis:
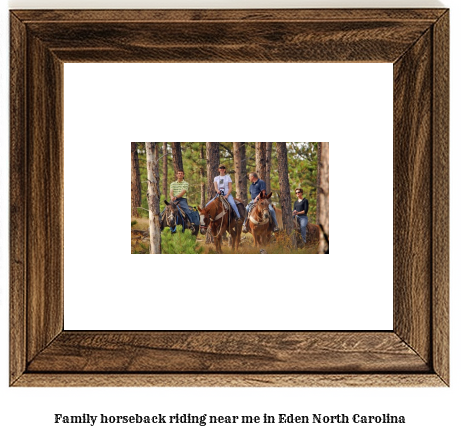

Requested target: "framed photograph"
[
  {"left": 128, "top": 142, "right": 327, "bottom": 255},
  {"left": 10, "top": 9, "right": 449, "bottom": 386}
]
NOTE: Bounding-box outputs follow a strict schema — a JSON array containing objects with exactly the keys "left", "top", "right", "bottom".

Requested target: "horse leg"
[
  {"left": 252, "top": 230, "right": 258, "bottom": 248},
  {"left": 216, "top": 235, "right": 222, "bottom": 254},
  {"left": 234, "top": 225, "right": 241, "bottom": 252},
  {"left": 230, "top": 221, "right": 238, "bottom": 252},
  {"left": 261, "top": 233, "right": 267, "bottom": 247},
  {"left": 255, "top": 232, "right": 261, "bottom": 248},
  {"left": 229, "top": 228, "right": 235, "bottom": 252}
]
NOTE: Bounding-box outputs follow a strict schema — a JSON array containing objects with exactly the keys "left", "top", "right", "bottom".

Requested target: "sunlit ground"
[{"left": 131, "top": 217, "right": 318, "bottom": 254}]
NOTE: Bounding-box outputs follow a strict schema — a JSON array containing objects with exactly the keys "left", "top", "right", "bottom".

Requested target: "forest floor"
[{"left": 131, "top": 217, "right": 318, "bottom": 254}]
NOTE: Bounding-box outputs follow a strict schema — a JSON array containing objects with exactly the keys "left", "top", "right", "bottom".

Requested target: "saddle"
[
  {"left": 230, "top": 198, "right": 246, "bottom": 223},
  {"left": 219, "top": 196, "right": 231, "bottom": 212},
  {"left": 179, "top": 204, "right": 200, "bottom": 230}
]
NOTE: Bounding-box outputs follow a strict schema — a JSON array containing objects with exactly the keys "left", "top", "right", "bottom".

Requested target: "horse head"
[
  {"left": 163, "top": 200, "right": 178, "bottom": 228},
  {"left": 256, "top": 193, "right": 272, "bottom": 221},
  {"left": 197, "top": 206, "right": 210, "bottom": 235}
]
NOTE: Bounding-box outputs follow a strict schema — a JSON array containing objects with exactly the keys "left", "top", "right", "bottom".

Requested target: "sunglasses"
[{"left": 295, "top": 191, "right": 302, "bottom": 194}]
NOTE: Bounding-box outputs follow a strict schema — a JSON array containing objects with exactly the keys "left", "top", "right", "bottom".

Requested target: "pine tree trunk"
[
  {"left": 255, "top": 142, "right": 266, "bottom": 182},
  {"left": 200, "top": 144, "right": 206, "bottom": 208},
  {"left": 316, "top": 142, "right": 322, "bottom": 225},
  {"left": 206, "top": 142, "right": 220, "bottom": 244},
  {"left": 131, "top": 142, "right": 142, "bottom": 218},
  {"left": 206, "top": 142, "right": 220, "bottom": 201},
  {"left": 318, "top": 142, "right": 329, "bottom": 254},
  {"left": 276, "top": 142, "right": 296, "bottom": 247},
  {"left": 265, "top": 142, "right": 272, "bottom": 200},
  {"left": 233, "top": 142, "right": 248, "bottom": 205},
  {"left": 171, "top": 142, "right": 183, "bottom": 173},
  {"left": 162, "top": 142, "right": 168, "bottom": 198},
  {"left": 145, "top": 142, "right": 161, "bottom": 254}
]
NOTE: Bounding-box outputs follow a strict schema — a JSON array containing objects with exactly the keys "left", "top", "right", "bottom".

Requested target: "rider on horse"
[
  {"left": 242, "top": 172, "right": 279, "bottom": 233},
  {"left": 206, "top": 165, "right": 242, "bottom": 222},
  {"left": 169, "top": 169, "right": 194, "bottom": 225}
]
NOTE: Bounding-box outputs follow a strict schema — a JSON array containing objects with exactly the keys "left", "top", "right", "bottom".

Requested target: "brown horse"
[
  {"left": 198, "top": 196, "right": 245, "bottom": 253},
  {"left": 294, "top": 216, "right": 320, "bottom": 247},
  {"left": 248, "top": 192, "right": 273, "bottom": 247}
]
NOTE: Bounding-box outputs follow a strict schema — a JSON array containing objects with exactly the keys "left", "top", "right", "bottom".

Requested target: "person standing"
[
  {"left": 293, "top": 188, "right": 309, "bottom": 244},
  {"left": 242, "top": 172, "right": 279, "bottom": 233}
]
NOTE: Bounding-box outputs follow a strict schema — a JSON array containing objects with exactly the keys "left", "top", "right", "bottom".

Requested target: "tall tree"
[
  {"left": 206, "top": 142, "right": 220, "bottom": 244},
  {"left": 162, "top": 142, "right": 168, "bottom": 198},
  {"left": 233, "top": 142, "right": 248, "bottom": 204},
  {"left": 206, "top": 142, "right": 220, "bottom": 201},
  {"left": 171, "top": 142, "right": 184, "bottom": 173},
  {"left": 131, "top": 142, "right": 142, "bottom": 218},
  {"left": 265, "top": 142, "right": 273, "bottom": 199},
  {"left": 145, "top": 142, "right": 161, "bottom": 254},
  {"left": 255, "top": 142, "right": 266, "bottom": 182},
  {"left": 276, "top": 142, "right": 296, "bottom": 246},
  {"left": 318, "top": 142, "right": 329, "bottom": 254},
  {"left": 200, "top": 144, "right": 206, "bottom": 208},
  {"left": 316, "top": 142, "right": 322, "bottom": 225}
]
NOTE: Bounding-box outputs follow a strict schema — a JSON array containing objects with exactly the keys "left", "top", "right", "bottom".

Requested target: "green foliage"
[
  {"left": 131, "top": 220, "right": 137, "bottom": 228},
  {"left": 135, "top": 141, "right": 319, "bottom": 225},
  {"left": 270, "top": 142, "right": 318, "bottom": 223},
  {"left": 161, "top": 226, "right": 204, "bottom": 254},
  {"left": 132, "top": 242, "right": 149, "bottom": 254}
]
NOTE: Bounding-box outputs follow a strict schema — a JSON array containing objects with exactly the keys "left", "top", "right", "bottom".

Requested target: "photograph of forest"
[{"left": 131, "top": 142, "right": 329, "bottom": 254}]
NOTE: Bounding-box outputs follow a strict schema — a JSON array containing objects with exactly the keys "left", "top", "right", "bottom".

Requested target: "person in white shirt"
[{"left": 207, "top": 165, "right": 242, "bottom": 221}]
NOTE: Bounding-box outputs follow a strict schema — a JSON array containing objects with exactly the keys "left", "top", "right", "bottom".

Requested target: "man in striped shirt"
[{"left": 169, "top": 169, "right": 194, "bottom": 225}]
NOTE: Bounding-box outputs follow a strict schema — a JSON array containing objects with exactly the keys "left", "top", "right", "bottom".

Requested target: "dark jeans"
[{"left": 176, "top": 198, "right": 193, "bottom": 224}]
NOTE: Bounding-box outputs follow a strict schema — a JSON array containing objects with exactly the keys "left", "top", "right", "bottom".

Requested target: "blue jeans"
[
  {"left": 244, "top": 200, "right": 278, "bottom": 227},
  {"left": 176, "top": 198, "right": 193, "bottom": 224},
  {"left": 297, "top": 215, "right": 308, "bottom": 243},
  {"left": 269, "top": 204, "right": 278, "bottom": 227},
  {"left": 206, "top": 194, "right": 241, "bottom": 219}
]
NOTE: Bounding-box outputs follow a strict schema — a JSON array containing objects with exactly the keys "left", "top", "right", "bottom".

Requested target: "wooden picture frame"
[{"left": 10, "top": 9, "right": 449, "bottom": 387}]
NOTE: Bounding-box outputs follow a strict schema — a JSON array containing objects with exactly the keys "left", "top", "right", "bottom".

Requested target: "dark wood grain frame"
[{"left": 10, "top": 9, "right": 449, "bottom": 387}]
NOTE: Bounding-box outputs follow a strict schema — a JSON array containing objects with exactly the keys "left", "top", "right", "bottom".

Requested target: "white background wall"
[{"left": 0, "top": 1, "right": 458, "bottom": 436}]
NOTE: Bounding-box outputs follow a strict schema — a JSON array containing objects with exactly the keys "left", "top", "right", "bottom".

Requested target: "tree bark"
[
  {"left": 206, "top": 142, "right": 220, "bottom": 244},
  {"left": 265, "top": 142, "right": 272, "bottom": 200},
  {"left": 316, "top": 142, "right": 322, "bottom": 225},
  {"left": 171, "top": 142, "right": 183, "bottom": 173},
  {"left": 318, "top": 142, "right": 329, "bottom": 254},
  {"left": 145, "top": 142, "right": 161, "bottom": 254},
  {"left": 200, "top": 144, "right": 206, "bottom": 208},
  {"left": 162, "top": 142, "right": 168, "bottom": 198},
  {"left": 276, "top": 142, "right": 296, "bottom": 247},
  {"left": 233, "top": 142, "right": 248, "bottom": 205},
  {"left": 255, "top": 142, "right": 266, "bottom": 182},
  {"left": 206, "top": 142, "right": 220, "bottom": 201},
  {"left": 131, "top": 142, "right": 142, "bottom": 218}
]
